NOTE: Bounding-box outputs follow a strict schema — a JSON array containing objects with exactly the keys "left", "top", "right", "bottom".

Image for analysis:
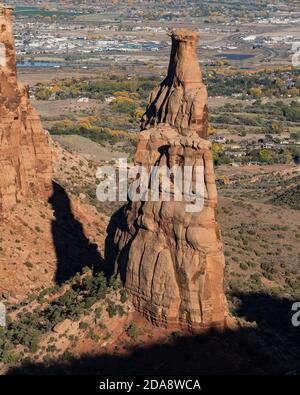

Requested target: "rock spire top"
[{"left": 142, "top": 28, "right": 208, "bottom": 138}]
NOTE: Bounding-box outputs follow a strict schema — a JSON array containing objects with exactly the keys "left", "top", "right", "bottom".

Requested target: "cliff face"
[
  {"left": 0, "top": 5, "right": 52, "bottom": 211},
  {"left": 107, "top": 30, "right": 227, "bottom": 331},
  {"left": 141, "top": 29, "right": 208, "bottom": 139}
]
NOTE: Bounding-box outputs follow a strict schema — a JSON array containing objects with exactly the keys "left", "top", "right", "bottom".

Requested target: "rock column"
[{"left": 0, "top": 4, "right": 52, "bottom": 211}]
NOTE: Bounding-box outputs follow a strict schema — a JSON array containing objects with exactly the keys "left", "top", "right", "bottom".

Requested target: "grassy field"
[{"left": 14, "top": 6, "right": 84, "bottom": 17}]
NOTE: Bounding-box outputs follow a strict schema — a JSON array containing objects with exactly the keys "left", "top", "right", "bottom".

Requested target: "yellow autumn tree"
[
  {"left": 208, "top": 124, "right": 216, "bottom": 135},
  {"left": 288, "top": 87, "right": 299, "bottom": 97},
  {"left": 249, "top": 87, "right": 262, "bottom": 98},
  {"left": 134, "top": 107, "right": 144, "bottom": 122}
]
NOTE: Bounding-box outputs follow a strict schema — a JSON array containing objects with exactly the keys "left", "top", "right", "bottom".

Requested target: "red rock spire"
[
  {"left": 107, "top": 29, "right": 228, "bottom": 331},
  {"left": 142, "top": 29, "right": 208, "bottom": 139}
]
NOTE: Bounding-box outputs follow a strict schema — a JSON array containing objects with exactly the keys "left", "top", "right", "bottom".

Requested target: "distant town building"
[
  {"left": 104, "top": 96, "right": 116, "bottom": 103},
  {"left": 210, "top": 135, "right": 227, "bottom": 144}
]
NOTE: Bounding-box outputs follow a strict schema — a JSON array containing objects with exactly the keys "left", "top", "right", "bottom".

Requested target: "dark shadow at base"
[
  {"left": 7, "top": 293, "right": 300, "bottom": 375},
  {"left": 104, "top": 203, "right": 135, "bottom": 283},
  {"left": 49, "top": 182, "right": 105, "bottom": 285}
]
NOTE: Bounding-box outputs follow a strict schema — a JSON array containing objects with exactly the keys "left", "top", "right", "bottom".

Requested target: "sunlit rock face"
[
  {"left": 0, "top": 4, "right": 52, "bottom": 211},
  {"left": 141, "top": 29, "right": 208, "bottom": 139},
  {"left": 107, "top": 29, "right": 228, "bottom": 331}
]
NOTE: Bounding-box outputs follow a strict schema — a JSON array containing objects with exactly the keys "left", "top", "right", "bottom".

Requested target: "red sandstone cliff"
[{"left": 0, "top": 4, "right": 52, "bottom": 211}]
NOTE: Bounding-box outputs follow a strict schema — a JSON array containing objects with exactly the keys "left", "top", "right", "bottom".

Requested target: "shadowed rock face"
[
  {"left": 0, "top": 5, "right": 52, "bottom": 211},
  {"left": 141, "top": 29, "right": 208, "bottom": 138},
  {"left": 107, "top": 29, "right": 228, "bottom": 331}
]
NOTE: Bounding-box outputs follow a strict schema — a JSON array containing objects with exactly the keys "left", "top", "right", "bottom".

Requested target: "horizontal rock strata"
[
  {"left": 0, "top": 4, "right": 52, "bottom": 211},
  {"left": 107, "top": 29, "right": 228, "bottom": 331}
]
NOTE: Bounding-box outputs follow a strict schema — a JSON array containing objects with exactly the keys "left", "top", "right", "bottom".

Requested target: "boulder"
[{"left": 53, "top": 319, "right": 72, "bottom": 334}]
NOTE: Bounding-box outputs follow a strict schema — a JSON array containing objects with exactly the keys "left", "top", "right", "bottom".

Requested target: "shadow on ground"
[
  {"left": 7, "top": 293, "right": 300, "bottom": 375},
  {"left": 49, "top": 182, "right": 104, "bottom": 285},
  {"left": 104, "top": 203, "right": 133, "bottom": 282}
]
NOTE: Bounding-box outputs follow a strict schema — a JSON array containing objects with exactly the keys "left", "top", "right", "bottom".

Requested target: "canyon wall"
[{"left": 0, "top": 4, "right": 52, "bottom": 211}]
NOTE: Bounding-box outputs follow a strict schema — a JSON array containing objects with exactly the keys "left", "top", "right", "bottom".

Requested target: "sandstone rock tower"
[
  {"left": 107, "top": 29, "right": 227, "bottom": 331},
  {"left": 0, "top": 4, "right": 52, "bottom": 211},
  {"left": 141, "top": 29, "right": 208, "bottom": 138}
]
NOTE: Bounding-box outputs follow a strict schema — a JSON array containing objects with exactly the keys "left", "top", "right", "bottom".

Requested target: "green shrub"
[
  {"left": 106, "top": 301, "right": 117, "bottom": 318},
  {"left": 79, "top": 322, "right": 89, "bottom": 330},
  {"left": 24, "top": 261, "right": 33, "bottom": 269},
  {"left": 120, "top": 289, "right": 128, "bottom": 304},
  {"left": 261, "top": 262, "right": 276, "bottom": 275},
  {"left": 240, "top": 262, "right": 248, "bottom": 271},
  {"left": 127, "top": 323, "right": 139, "bottom": 339},
  {"left": 95, "top": 308, "right": 102, "bottom": 319}
]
